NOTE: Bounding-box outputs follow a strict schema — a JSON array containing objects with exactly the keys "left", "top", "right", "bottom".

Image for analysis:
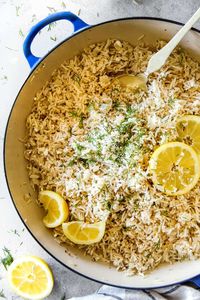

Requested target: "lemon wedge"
[
  {"left": 8, "top": 255, "right": 54, "bottom": 300},
  {"left": 149, "top": 142, "right": 200, "bottom": 195},
  {"left": 62, "top": 221, "right": 106, "bottom": 245},
  {"left": 176, "top": 115, "right": 200, "bottom": 155},
  {"left": 39, "top": 190, "right": 69, "bottom": 228}
]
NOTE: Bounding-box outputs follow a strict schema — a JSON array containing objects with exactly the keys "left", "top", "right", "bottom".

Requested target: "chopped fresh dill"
[
  {"left": 0, "top": 289, "right": 5, "bottom": 298},
  {"left": 79, "top": 113, "right": 85, "bottom": 128},
  {"left": 162, "top": 210, "right": 169, "bottom": 217},
  {"left": 112, "top": 100, "right": 120, "bottom": 109},
  {"left": 61, "top": 1, "right": 66, "bottom": 8},
  {"left": 31, "top": 14, "right": 37, "bottom": 22},
  {"left": 47, "top": 6, "right": 57, "bottom": 13},
  {"left": 68, "top": 158, "right": 76, "bottom": 166},
  {"left": 87, "top": 135, "right": 95, "bottom": 143},
  {"left": 8, "top": 229, "right": 20, "bottom": 237},
  {"left": 126, "top": 105, "right": 137, "bottom": 115},
  {"left": 133, "top": 201, "right": 139, "bottom": 210},
  {"left": 1, "top": 75, "right": 8, "bottom": 81},
  {"left": 5, "top": 46, "right": 17, "bottom": 51},
  {"left": 118, "top": 196, "right": 125, "bottom": 202},
  {"left": 72, "top": 73, "right": 81, "bottom": 84},
  {"left": 19, "top": 29, "right": 24, "bottom": 37},
  {"left": 47, "top": 22, "right": 57, "bottom": 31},
  {"left": 1, "top": 247, "right": 14, "bottom": 270},
  {"left": 155, "top": 240, "right": 160, "bottom": 249},
  {"left": 168, "top": 98, "right": 175, "bottom": 107},
  {"left": 69, "top": 110, "right": 78, "bottom": 117},
  {"left": 15, "top": 5, "right": 21, "bottom": 16},
  {"left": 50, "top": 36, "right": 57, "bottom": 41},
  {"left": 75, "top": 143, "right": 85, "bottom": 153},
  {"left": 106, "top": 201, "right": 112, "bottom": 210}
]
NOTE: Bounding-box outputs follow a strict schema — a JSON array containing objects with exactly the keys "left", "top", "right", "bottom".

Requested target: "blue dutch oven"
[{"left": 4, "top": 11, "right": 200, "bottom": 289}]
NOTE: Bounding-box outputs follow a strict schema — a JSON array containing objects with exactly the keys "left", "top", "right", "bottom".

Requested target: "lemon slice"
[
  {"left": 39, "top": 190, "right": 69, "bottom": 228},
  {"left": 176, "top": 115, "right": 200, "bottom": 154},
  {"left": 113, "top": 74, "right": 147, "bottom": 91},
  {"left": 149, "top": 142, "right": 200, "bottom": 195},
  {"left": 62, "top": 221, "right": 106, "bottom": 245},
  {"left": 8, "top": 255, "right": 54, "bottom": 300}
]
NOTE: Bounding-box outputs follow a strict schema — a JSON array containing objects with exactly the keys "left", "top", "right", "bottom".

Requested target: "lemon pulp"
[{"left": 149, "top": 142, "right": 200, "bottom": 195}]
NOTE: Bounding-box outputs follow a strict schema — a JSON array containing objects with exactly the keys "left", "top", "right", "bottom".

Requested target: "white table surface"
[{"left": 0, "top": 0, "right": 200, "bottom": 299}]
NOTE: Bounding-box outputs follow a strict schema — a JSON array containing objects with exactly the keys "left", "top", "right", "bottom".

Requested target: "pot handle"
[
  {"left": 23, "top": 11, "right": 89, "bottom": 68},
  {"left": 188, "top": 275, "right": 200, "bottom": 287}
]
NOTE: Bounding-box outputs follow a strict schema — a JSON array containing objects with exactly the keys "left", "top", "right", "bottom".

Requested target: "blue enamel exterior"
[
  {"left": 189, "top": 275, "right": 200, "bottom": 287},
  {"left": 23, "top": 11, "right": 89, "bottom": 68}
]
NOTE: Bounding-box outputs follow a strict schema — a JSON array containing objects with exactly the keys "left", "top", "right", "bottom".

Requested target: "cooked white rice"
[{"left": 25, "top": 39, "right": 200, "bottom": 275}]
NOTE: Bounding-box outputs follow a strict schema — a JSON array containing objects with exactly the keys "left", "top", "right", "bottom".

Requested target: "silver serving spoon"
[{"left": 115, "top": 7, "right": 200, "bottom": 91}]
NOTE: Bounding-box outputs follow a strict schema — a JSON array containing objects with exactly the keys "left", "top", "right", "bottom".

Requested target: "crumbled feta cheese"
[
  {"left": 178, "top": 212, "right": 191, "bottom": 224},
  {"left": 140, "top": 210, "right": 151, "bottom": 225},
  {"left": 174, "top": 240, "right": 191, "bottom": 257},
  {"left": 184, "top": 78, "right": 197, "bottom": 90},
  {"left": 147, "top": 113, "right": 161, "bottom": 129}
]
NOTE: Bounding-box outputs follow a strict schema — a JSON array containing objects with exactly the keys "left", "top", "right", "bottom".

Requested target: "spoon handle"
[{"left": 146, "top": 7, "right": 200, "bottom": 76}]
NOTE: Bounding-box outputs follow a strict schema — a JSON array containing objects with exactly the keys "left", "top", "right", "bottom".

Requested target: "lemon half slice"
[
  {"left": 62, "top": 221, "right": 106, "bottom": 245},
  {"left": 149, "top": 142, "right": 200, "bottom": 195},
  {"left": 8, "top": 255, "right": 54, "bottom": 300},
  {"left": 39, "top": 190, "right": 69, "bottom": 228},
  {"left": 176, "top": 115, "right": 200, "bottom": 154}
]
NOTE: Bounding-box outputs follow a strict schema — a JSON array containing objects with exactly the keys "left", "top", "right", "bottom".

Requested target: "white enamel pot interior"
[{"left": 4, "top": 15, "right": 200, "bottom": 288}]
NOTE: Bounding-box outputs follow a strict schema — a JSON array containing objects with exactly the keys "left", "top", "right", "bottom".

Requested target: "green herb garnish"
[
  {"left": 61, "top": 1, "right": 66, "bottom": 8},
  {"left": 168, "top": 98, "right": 175, "bottom": 107},
  {"left": 31, "top": 14, "right": 37, "bottom": 23},
  {"left": 69, "top": 110, "right": 78, "bottom": 117},
  {"left": 19, "top": 29, "right": 24, "bottom": 37},
  {"left": 50, "top": 36, "right": 57, "bottom": 41},
  {"left": 1, "top": 247, "right": 14, "bottom": 270},
  {"left": 79, "top": 113, "right": 85, "bottom": 128},
  {"left": 106, "top": 202, "right": 112, "bottom": 210},
  {"left": 0, "top": 289, "right": 5, "bottom": 298},
  {"left": 15, "top": 6, "right": 21, "bottom": 16},
  {"left": 8, "top": 229, "right": 20, "bottom": 237},
  {"left": 155, "top": 240, "right": 160, "bottom": 249},
  {"left": 72, "top": 73, "right": 81, "bottom": 84},
  {"left": 47, "top": 6, "right": 57, "bottom": 13},
  {"left": 47, "top": 22, "right": 57, "bottom": 31}
]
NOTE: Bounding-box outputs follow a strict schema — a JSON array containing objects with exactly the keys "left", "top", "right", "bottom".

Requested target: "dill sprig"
[
  {"left": 47, "top": 6, "right": 57, "bottom": 13},
  {"left": 1, "top": 247, "right": 14, "bottom": 270},
  {"left": 72, "top": 73, "right": 81, "bottom": 84},
  {"left": 168, "top": 98, "right": 175, "bottom": 107},
  {"left": 0, "top": 289, "right": 5, "bottom": 298},
  {"left": 50, "top": 36, "right": 57, "bottom": 41},
  {"left": 15, "top": 5, "right": 21, "bottom": 16},
  {"left": 61, "top": 2, "right": 66, "bottom": 9},
  {"left": 31, "top": 14, "right": 37, "bottom": 23},
  {"left": 19, "top": 29, "right": 24, "bottom": 38},
  {"left": 47, "top": 22, "right": 57, "bottom": 32},
  {"left": 0, "top": 75, "right": 8, "bottom": 81},
  {"left": 8, "top": 229, "right": 20, "bottom": 237}
]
